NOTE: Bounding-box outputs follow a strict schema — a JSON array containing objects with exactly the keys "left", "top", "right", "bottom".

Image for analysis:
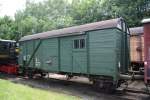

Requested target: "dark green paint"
[{"left": 19, "top": 28, "right": 129, "bottom": 82}]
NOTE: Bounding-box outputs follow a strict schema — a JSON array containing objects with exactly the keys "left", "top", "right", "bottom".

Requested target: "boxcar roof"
[
  {"left": 130, "top": 27, "right": 143, "bottom": 35},
  {"left": 20, "top": 18, "right": 125, "bottom": 41}
]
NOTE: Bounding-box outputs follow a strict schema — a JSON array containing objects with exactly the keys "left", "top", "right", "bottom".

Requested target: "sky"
[
  {"left": 0, "top": 0, "right": 26, "bottom": 17},
  {"left": 0, "top": 0, "right": 44, "bottom": 17}
]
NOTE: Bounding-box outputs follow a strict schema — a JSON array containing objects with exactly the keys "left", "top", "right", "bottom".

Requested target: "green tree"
[
  {"left": 70, "top": 0, "right": 104, "bottom": 25},
  {"left": 0, "top": 0, "right": 150, "bottom": 40},
  {"left": 102, "top": 0, "right": 150, "bottom": 26},
  {"left": 14, "top": 0, "right": 74, "bottom": 38},
  {"left": 0, "top": 16, "right": 16, "bottom": 39}
]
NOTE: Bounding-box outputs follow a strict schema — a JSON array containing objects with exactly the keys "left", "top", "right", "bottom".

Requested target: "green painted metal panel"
[
  {"left": 60, "top": 35, "right": 87, "bottom": 73},
  {"left": 41, "top": 38, "right": 59, "bottom": 72},
  {"left": 18, "top": 42, "right": 26, "bottom": 66},
  {"left": 60, "top": 37, "right": 73, "bottom": 72},
  {"left": 34, "top": 39, "right": 43, "bottom": 69},
  {"left": 88, "top": 29, "right": 118, "bottom": 78},
  {"left": 88, "top": 28, "right": 129, "bottom": 81},
  {"left": 116, "top": 29, "right": 129, "bottom": 73},
  {"left": 25, "top": 40, "right": 34, "bottom": 68},
  {"left": 72, "top": 51, "right": 87, "bottom": 73},
  {"left": 72, "top": 35, "right": 87, "bottom": 74}
]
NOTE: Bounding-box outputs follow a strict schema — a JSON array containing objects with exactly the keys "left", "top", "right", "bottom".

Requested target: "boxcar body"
[
  {"left": 19, "top": 18, "right": 130, "bottom": 90},
  {"left": 129, "top": 27, "right": 144, "bottom": 71},
  {"left": 142, "top": 18, "right": 150, "bottom": 84}
]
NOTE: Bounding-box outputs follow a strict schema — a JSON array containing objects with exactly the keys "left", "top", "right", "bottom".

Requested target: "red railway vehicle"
[{"left": 142, "top": 18, "right": 150, "bottom": 85}]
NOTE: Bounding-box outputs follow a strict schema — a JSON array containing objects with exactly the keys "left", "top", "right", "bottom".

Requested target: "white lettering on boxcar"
[
  {"left": 23, "top": 55, "right": 26, "bottom": 61},
  {"left": 35, "top": 57, "right": 41, "bottom": 67}
]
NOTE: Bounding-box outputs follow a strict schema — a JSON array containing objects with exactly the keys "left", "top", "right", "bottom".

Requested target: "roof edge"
[
  {"left": 20, "top": 18, "right": 124, "bottom": 41},
  {"left": 142, "top": 18, "right": 150, "bottom": 24}
]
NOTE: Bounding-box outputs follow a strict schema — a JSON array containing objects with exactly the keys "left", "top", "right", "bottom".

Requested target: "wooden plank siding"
[
  {"left": 19, "top": 28, "right": 129, "bottom": 81},
  {"left": 19, "top": 18, "right": 130, "bottom": 82},
  {"left": 130, "top": 35, "right": 144, "bottom": 62}
]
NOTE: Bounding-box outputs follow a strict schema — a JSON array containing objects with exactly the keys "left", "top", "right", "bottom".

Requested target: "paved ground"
[{"left": 0, "top": 73, "right": 150, "bottom": 100}]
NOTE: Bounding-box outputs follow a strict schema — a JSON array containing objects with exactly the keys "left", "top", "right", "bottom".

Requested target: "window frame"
[
  {"left": 73, "top": 39, "right": 80, "bottom": 49},
  {"left": 73, "top": 38, "right": 86, "bottom": 49}
]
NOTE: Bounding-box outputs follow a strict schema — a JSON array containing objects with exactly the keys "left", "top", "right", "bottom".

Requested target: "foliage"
[
  {"left": 14, "top": 0, "right": 74, "bottom": 38},
  {"left": 0, "top": 0, "right": 149, "bottom": 40},
  {"left": 103, "top": 0, "right": 150, "bottom": 27},
  {"left": 0, "top": 16, "right": 17, "bottom": 40}
]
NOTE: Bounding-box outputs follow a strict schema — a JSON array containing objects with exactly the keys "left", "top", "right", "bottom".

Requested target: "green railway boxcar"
[{"left": 19, "top": 18, "right": 130, "bottom": 91}]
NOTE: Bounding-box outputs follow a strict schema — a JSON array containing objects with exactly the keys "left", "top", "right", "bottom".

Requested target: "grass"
[{"left": 0, "top": 79, "right": 81, "bottom": 100}]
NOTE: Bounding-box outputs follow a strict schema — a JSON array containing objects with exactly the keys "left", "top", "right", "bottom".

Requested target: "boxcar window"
[
  {"left": 73, "top": 39, "right": 85, "bottom": 49},
  {"left": 80, "top": 39, "right": 85, "bottom": 48},
  {"left": 74, "top": 39, "right": 79, "bottom": 49}
]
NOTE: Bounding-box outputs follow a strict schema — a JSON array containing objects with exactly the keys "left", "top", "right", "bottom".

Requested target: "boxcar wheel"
[
  {"left": 28, "top": 73, "right": 34, "bottom": 79},
  {"left": 66, "top": 75, "right": 73, "bottom": 80},
  {"left": 104, "top": 82, "right": 116, "bottom": 93},
  {"left": 93, "top": 80, "right": 115, "bottom": 93},
  {"left": 24, "top": 69, "right": 34, "bottom": 79},
  {"left": 40, "top": 73, "right": 46, "bottom": 78}
]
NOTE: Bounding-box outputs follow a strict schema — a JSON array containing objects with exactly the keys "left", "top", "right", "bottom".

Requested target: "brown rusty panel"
[{"left": 130, "top": 35, "right": 144, "bottom": 62}]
